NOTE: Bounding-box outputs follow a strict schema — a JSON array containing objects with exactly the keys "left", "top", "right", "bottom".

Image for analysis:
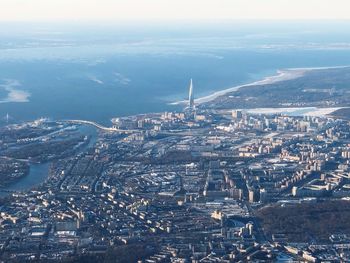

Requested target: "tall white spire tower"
[{"left": 188, "top": 78, "right": 194, "bottom": 109}]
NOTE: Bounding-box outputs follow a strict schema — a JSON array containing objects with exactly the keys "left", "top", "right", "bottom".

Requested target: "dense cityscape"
[{"left": 1, "top": 79, "right": 350, "bottom": 262}]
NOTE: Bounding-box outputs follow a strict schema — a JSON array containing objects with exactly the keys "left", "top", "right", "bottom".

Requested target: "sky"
[{"left": 0, "top": 0, "right": 350, "bottom": 22}]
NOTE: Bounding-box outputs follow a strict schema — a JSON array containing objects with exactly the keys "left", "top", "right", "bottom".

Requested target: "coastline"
[
  {"left": 172, "top": 65, "right": 350, "bottom": 106},
  {"left": 244, "top": 107, "right": 344, "bottom": 117}
]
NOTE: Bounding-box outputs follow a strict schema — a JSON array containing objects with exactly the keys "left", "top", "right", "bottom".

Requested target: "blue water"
[
  {"left": 0, "top": 125, "right": 98, "bottom": 195},
  {"left": 1, "top": 163, "right": 50, "bottom": 194},
  {"left": 1, "top": 21, "right": 350, "bottom": 193},
  {"left": 1, "top": 21, "right": 350, "bottom": 125}
]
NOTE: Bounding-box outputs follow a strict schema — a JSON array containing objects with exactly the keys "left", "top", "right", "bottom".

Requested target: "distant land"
[{"left": 200, "top": 66, "right": 350, "bottom": 118}]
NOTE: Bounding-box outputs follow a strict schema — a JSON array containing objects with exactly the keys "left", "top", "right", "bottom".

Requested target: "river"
[{"left": 0, "top": 124, "right": 98, "bottom": 196}]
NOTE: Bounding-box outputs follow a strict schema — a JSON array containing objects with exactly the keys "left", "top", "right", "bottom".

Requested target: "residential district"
[{"left": 1, "top": 84, "right": 350, "bottom": 262}]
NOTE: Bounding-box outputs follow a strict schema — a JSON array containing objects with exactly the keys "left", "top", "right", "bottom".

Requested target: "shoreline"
[
  {"left": 171, "top": 65, "right": 350, "bottom": 105},
  {"left": 244, "top": 107, "right": 344, "bottom": 117}
]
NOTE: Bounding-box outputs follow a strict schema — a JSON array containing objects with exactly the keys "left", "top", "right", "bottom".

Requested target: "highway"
[
  {"left": 61, "top": 119, "right": 137, "bottom": 133},
  {"left": 62, "top": 120, "right": 210, "bottom": 137}
]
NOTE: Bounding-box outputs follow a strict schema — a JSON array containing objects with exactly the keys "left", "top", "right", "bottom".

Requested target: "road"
[{"left": 61, "top": 119, "right": 137, "bottom": 133}]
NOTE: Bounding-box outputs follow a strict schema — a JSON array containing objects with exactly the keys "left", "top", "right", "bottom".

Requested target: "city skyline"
[{"left": 2, "top": 1, "right": 350, "bottom": 261}]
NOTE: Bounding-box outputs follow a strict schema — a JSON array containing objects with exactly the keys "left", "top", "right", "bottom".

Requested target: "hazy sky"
[{"left": 1, "top": 0, "right": 350, "bottom": 22}]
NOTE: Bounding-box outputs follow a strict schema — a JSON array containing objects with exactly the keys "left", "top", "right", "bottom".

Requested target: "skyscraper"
[{"left": 188, "top": 78, "right": 194, "bottom": 109}]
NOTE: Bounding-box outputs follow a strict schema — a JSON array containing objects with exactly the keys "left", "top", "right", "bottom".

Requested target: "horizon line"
[{"left": 1, "top": 18, "right": 350, "bottom": 24}]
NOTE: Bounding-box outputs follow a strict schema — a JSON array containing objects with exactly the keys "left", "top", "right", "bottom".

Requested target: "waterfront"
[
  {"left": 3, "top": 103, "right": 350, "bottom": 261},
  {"left": 0, "top": 163, "right": 50, "bottom": 196},
  {"left": 0, "top": 124, "right": 98, "bottom": 195},
  {"left": 2, "top": 22, "right": 350, "bottom": 125},
  {"left": 244, "top": 107, "right": 343, "bottom": 116},
  {"left": 2, "top": 1, "right": 350, "bottom": 261}
]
